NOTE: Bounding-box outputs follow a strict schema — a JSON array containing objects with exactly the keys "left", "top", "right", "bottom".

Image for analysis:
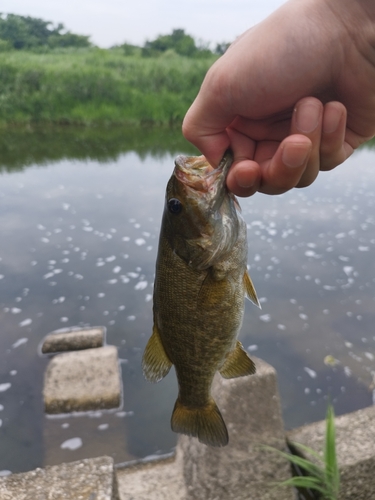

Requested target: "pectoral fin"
[
  {"left": 244, "top": 271, "right": 261, "bottom": 308},
  {"left": 142, "top": 325, "right": 172, "bottom": 383},
  {"left": 219, "top": 341, "right": 256, "bottom": 378}
]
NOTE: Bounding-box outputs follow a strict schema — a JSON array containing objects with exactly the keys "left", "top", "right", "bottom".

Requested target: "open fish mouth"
[{"left": 174, "top": 150, "right": 233, "bottom": 193}]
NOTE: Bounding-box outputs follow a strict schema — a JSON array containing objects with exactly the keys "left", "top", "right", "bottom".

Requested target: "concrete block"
[
  {"left": 41, "top": 326, "right": 105, "bottom": 353},
  {"left": 44, "top": 346, "right": 122, "bottom": 413},
  {"left": 288, "top": 405, "right": 375, "bottom": 500},
  {"left": 116, "top": 453, "right": 186, "bottom": 500},
  {"left": 178, "top": 357, "right": 294, "bottom": 500},
  {"left": 0, "top": 456, "right": 120, "bottom": 500}
]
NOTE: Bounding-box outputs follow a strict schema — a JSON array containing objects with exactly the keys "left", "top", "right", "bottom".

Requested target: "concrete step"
[{"left": 0, "top": 456, "right": 119, "bottom": 500}]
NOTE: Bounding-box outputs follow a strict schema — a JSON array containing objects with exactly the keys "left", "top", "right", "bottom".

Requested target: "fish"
[{"left": 142, "top": 150, "right": 260, "bottom": 447}]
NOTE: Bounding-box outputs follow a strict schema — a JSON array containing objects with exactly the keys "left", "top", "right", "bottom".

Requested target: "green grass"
[
  {"left": 267, "top": 404, "right": 340, "bottom": 499},
  {"left": 0, "top": 48, "right": 217, "bottom": 126}
]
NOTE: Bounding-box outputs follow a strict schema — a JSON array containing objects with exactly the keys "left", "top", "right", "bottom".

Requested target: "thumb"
[{"left": 182, "top": 86, "right": 236, "bottom": 167}]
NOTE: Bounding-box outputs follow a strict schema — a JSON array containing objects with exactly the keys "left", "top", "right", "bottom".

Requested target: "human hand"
[{"left": 182, "top": 0, "right": 375, "bottom": 197}]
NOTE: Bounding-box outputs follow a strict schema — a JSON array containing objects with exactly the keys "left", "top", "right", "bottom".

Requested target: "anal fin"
[
  {"left": 142, "top": 324, "right": 172, "bottom": 383},
  {"left": 244, "top": 271, "right": 261, "bottom": 308},
  {"left": 219, "top": 341, "right": 256, "bottom": 378}
]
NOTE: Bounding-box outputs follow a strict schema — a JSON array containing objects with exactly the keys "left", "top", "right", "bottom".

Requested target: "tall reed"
[{"left": 0, "top": 48, "right": 217, "bottom": 126}]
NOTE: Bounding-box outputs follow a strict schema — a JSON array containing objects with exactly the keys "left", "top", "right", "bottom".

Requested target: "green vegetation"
[
  {"left": 0, "top": 15, "right": 220, "bottom": 127},
  {"left": 0, "top": 48, "right": 217, "bottom": 126},
  {"left": 142, "top": 28, "right": 213, "bottom": 58},
  {"left": 0, "top": 13, "right": 90, "bottom": 50},
  {"left": 269, "top": 404, "right": 340, "bottom": 499}
]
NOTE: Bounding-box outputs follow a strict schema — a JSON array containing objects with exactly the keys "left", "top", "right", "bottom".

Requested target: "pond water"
[{"left": 0, "top": 126, "right": 374, "bottom": 474}]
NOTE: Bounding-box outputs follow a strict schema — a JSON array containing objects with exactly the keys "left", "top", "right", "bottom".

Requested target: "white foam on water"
[
  {"left": 304, "top": 367, "right": 317, "bottom": 379},
  {"left": 135, "top": 281, "right": 148, "bottom": 291},
  {"left": 12, "top": 338, "right": 28, "bottom": 349},
  {"left": 19, "top": 319, "right": 32, "bottom": 327},
  {"left": 60, "top": 437, "right": 82, "bottom": 451},
  {"left": 98, "top": 424, "right": 109, "bottom": 431},
  {"left": 127, "top": 272, "right": 139, "bottom": 279},
  {"left": 259, "top": 314, "right": 271, "bottom": 323}
]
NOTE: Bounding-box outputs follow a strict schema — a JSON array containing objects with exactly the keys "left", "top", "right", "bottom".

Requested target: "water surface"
[{"left": 0, "top": 126, "right": 374, "bottom": 473}]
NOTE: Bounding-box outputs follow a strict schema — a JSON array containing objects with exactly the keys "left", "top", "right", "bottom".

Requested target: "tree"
[
  {"left": 143, "top": 29, "right": 210, "bottom": 57},
  {"left": 0, "top": 13, "right": 91, "bottom": 50},
  {"left": 215, "top": 42, "right": 231, "bottom": 55}
]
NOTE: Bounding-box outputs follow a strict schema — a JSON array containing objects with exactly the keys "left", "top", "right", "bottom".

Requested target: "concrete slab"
[
  {"left": 178, "top": 357, "right": 295, "bottom": 500},
  {"left": 116, "top": 453, "right": 186, "bottom": 500},
  {"left": 41, "top": 326, "right": 105, "bottom": 353},
  {"left": 0, "top": 456, "right": 119, "bottom": 500},
  {"left": 43, "top": 346, "right": 122, "bottom": 413},
  {"left": 288, "top": 405, "right": 375, "bottom": 500}
]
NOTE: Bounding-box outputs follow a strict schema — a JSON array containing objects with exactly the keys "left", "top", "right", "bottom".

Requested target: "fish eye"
[{"left": 167, "top": 198, "right": 182, "bottom": 215}]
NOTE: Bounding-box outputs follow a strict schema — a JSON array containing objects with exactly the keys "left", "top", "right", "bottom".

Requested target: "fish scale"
[{"left": 142, "top": 151, "right": 260, "bottom": 447}]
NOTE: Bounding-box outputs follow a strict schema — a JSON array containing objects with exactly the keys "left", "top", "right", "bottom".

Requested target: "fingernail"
[
  {"left": 323, "top": 108, "right": 341, "bottom": 134},
  {"left": 295, "top": 103, "right": 321, "bottom": 133},
  {"left": 282, "top": 143, "right": 311, "bottom": 168},
  {"left": 235, "top": 171, "right": 255, "bottom": 188}
]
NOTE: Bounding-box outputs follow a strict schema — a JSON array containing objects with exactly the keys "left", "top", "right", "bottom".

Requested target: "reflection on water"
[{"left": 0, "top": 127, "right": 374, "bottom": 473}]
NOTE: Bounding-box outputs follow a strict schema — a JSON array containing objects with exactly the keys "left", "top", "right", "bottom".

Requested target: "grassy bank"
[{"left": 0, "top": 48, "right": 217, "bottom": 126}]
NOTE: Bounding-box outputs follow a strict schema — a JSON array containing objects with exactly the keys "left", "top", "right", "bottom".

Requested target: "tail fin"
[{"left": 171, "top": 398, "right": 228, "bottom": 447}]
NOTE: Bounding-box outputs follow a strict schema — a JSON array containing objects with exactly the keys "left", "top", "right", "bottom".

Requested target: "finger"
[
  {"left": 225, "top": 128, "right": 260, "bottom": 197},
  {"left": 290, "top": 97, "right": 323, "bottom": 187},
  {"left": 320, "top": 102, "right": 353, "bottom": 170},
  {"left": 182, "top": 108, "right": 231, "bottom": 167},
  {"left": 258, "top": 135, "right": 312, "bottom": 195},
  {"left": 230, "top": 110, "right": 293, "bottom": 142},
  {"left": 182, "top": 65, "right": 237, "bottom": 167}
]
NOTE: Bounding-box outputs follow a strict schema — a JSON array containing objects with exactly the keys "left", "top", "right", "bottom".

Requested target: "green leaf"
[
  {"left": 264, "top": 403, "right": 340, "bottom": 500},
  {"left": 289, "top": 441, "right": 325, "bottom": 463},
  {"left": 277, "top": 476, "right": 329, "bottom": 495},
  {"left": 324, "top": 404, "right": 340, "bottom": 496},
  {"left": 262, "top": 445, "right": 324, "bottom": 478}
]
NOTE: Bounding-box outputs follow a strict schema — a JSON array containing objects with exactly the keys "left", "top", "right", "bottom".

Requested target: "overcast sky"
[{"left": 1, "top": 0, "right": 285, "bottom": 48}]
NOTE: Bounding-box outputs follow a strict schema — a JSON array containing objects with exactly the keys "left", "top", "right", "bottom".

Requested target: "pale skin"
[{"left": 182, "top": 0, "right": 375, "bottom": 197}]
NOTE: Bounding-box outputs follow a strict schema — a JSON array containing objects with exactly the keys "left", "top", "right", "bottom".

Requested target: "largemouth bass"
[{"left": 142, "top": 150, "right": 259, "bottom": 447}]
